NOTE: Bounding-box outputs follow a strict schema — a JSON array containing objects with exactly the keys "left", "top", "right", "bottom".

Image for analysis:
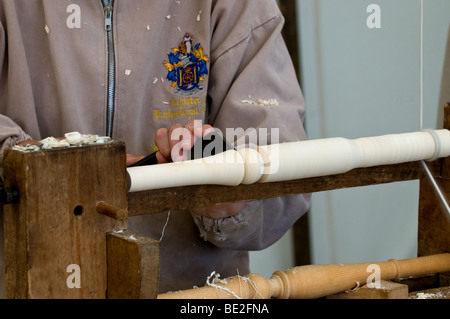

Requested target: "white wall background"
[{"left": 250, "top": 0, "right": 450, "bottom": 277}]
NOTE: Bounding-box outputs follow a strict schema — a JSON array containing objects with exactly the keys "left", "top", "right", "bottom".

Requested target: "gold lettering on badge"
[{"left": 154, "top": 97, "right": 206, "bottom": 121}]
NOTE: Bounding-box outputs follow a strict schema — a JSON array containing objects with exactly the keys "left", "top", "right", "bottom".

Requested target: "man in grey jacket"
[{"left": 0, "top": 0, "right": 310, "bottom": 295}]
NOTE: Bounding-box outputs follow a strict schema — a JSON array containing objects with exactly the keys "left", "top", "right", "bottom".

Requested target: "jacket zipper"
[{"left": 102, "top": 0, "right": 115, "bottom": 137}]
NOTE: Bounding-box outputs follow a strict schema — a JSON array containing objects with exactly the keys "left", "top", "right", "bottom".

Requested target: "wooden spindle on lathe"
[
  {"left": 127, "top": 129, "right": 450, "bottom": 192},
  {"left": 157, "top": 253, "right": 450, "bottom": 299}
]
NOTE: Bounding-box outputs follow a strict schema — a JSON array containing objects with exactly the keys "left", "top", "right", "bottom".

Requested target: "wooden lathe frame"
[{"left": 1, "top": 105, "right": 450, "bottom": 299}]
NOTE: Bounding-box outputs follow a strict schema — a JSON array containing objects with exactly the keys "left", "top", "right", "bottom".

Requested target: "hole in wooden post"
[{"left": 73, "top": 205, "right": 83, "bottom": 217}]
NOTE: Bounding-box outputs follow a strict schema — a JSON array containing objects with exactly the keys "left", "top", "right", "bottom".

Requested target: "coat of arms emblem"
[{"left": 164, "top": 33, "right": 209, "bottom": 95}]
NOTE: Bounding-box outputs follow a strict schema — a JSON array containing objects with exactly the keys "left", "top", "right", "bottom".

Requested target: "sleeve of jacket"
[
  {"left": 192, "top": 0, "right": 311, "bottom": 251},
  {"left": 0, "top": 18, "right": 33, "bottom": 182},
  {"left": 0, "top": 115, "right": 33, "bottom": 181}
]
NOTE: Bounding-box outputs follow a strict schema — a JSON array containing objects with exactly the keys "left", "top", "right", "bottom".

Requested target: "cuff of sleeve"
[
  {"left": 191, "top": 200, "right": 262, "bottom": 244},
  {"left": 0, "top": 119, "right": 33, "bottom": 181}
]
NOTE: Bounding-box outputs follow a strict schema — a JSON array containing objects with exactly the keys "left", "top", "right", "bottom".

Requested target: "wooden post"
[
  {"left": 327, "top": 280, "right": 409, "bottom": 299},
  {"left": 417, "top": 103, "right": 450, "bottom": 256},
  {"left": 106, "top": 230, "right": 160, "bottom": 299},
  {"left": 2, "top": 142, "right": 128, "bottom": 298}
]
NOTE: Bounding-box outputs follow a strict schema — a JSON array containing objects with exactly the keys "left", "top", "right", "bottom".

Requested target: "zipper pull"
[{"left": 104, "top": 5, "right": 113, "bottom": 31}]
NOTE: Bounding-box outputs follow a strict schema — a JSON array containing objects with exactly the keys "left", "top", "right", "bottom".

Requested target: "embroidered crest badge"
[{"left": 163, "top": 33, "right": 209, "bottom": 95}]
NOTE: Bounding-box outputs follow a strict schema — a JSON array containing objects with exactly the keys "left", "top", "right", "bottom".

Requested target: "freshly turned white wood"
[
  {"left": 126, "top": 150, "right": 244, "bottom": 192},
  {"left": 258, "top": 130, "right": 450, "bottom": 183},
  {"left": 126, "top": 129, "right": 450, "bottom": 192},
  {"left": 257, "top": 137, "right": 356, "bottom": 183}
]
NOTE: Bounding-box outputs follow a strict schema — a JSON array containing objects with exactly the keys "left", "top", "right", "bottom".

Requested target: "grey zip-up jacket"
[{"left": 0, "top": 0, "right": 310, "bottom": 295}]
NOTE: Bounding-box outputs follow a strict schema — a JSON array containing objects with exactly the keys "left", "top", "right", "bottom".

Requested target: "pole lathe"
[
  {"left": 2, "top": 127, "right": 449, "bottom": 298},
  {"left": 158, "top": 253, "right": 450, "bottom": 299},
  {"left": 127, "top": 129, "right": 450, "bottom": 192}
]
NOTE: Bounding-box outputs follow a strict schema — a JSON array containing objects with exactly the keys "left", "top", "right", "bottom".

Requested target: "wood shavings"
[
  {"left": 206, "top": 272, "right": 242, "bottom": 299},
  {"left": 12, "top": 144, "right": 41, "bottom": 152},
  {"left": 111, "top": 230, "right": 138, "bottom": 241},
  {"left": 203, "top": 271, "right": 264, "bottom": 299},
  {"left": 12, "top": 132, "right": 112, "bottom": 152},
  {"left": 208, "top": 272, "right": 228, "bottom": 285},
  {"left": 128, "top": 235, "right": 137, "bottom": 241},
  {"left": 414, "top": 292, "right": 444, "bottom": 299},
  {"left": 153, "top": 77, "right": 159, "bottom": 84},
  {"left": 241, "top": 98, "right": 279, "bottom": 107},
  {"left": 409, "top": 287, "right": 450, "bottom": 299},
  {"left": 238, "top": 273, "right": 265, "bottom": 299},
  {"left": 63, "top": 132, "right": 111, "bottom": 146},
  {"left": 65, "top": 132, "right": 82, "bottom": 144},
  {"left": 40, "top": 137, "right": 70, "bottom": 149},
  {"left": 197, "top": 10, "right": 203, "bottom": 22},
  {"left": 343, "top": 281, "right": 360, "bottom": 293},
  {"left": 257, "top": 98, "right": 279, "bottom": 106},
  {"left": 159, "top": 211, "right": 171, "bottom": 242}
]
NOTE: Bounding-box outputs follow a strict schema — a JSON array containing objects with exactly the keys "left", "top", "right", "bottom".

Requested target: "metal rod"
[{"left": 421, "top": 160, "right": 450, "bottom": 216}]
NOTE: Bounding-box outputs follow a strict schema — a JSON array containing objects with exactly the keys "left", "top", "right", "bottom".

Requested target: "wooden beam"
[
  {"left": 418, "top": 178, "right": 450, "bottom": 256},
  {"left": 128, "top": 160, "right": 440, "bottom": 216},
  {"left": 418, "top": 103, "right": 450, "bottom": 256},
  {"left": 327, "top": 280, "right": 409, "bottom": 299}
]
